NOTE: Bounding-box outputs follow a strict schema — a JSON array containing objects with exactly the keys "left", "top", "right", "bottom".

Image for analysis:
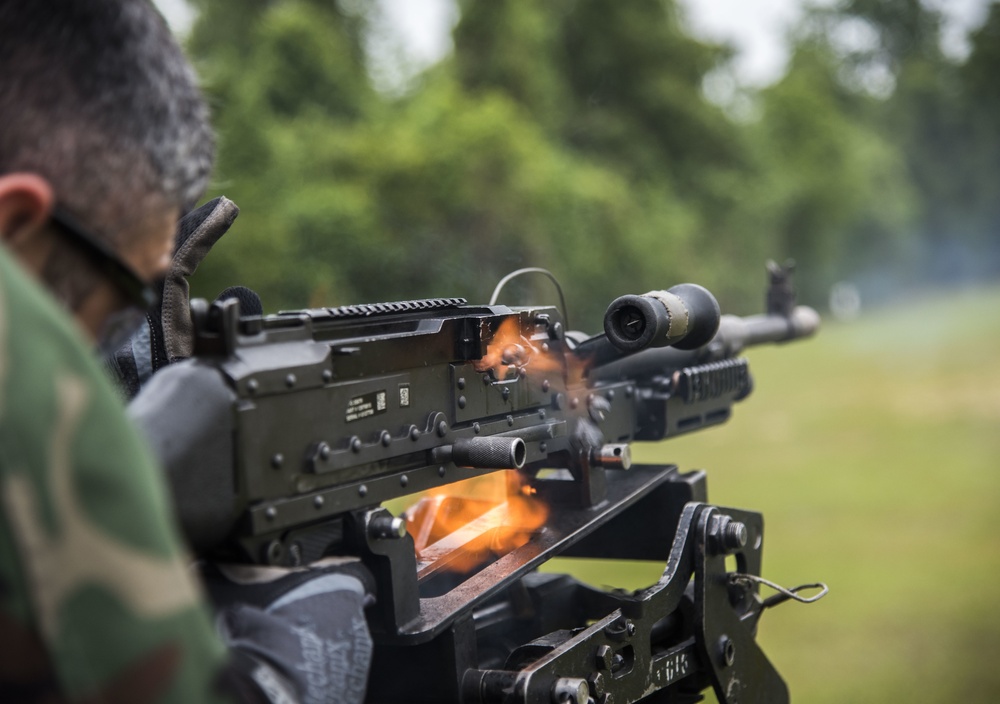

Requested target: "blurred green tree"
[
  {"left": 183, "top": 0, "right": 994, "bottom": 320},
  {"left": 453, "top": 0, "right": 790, "bottom": 309},
  {"left": 187, "top": 0, "right": 708, "bottom": 327},
  {"left": 960, "top": 2, "right": 1000, "bottom": 278},
  {"left": 825, "top": 0, "right": 993, "bottom": 286},
  {"left": 751, "top": 33, "right": 916, "bottom": 301}
]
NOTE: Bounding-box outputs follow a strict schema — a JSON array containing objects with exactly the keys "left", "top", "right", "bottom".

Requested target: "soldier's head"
[{"left": 0, "top": 0, "right": 214, "bottom": 349}]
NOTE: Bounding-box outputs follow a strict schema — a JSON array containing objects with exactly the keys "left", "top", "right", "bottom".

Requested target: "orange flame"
[
  {"left": 405, "top": 471, "right": 548, "bottom": 575},
  {"left": 474, "top": 316, "right": 582, "bottom": 382},
  {"left": 403, "top": 315, "right": 590, "bottom": 576}
]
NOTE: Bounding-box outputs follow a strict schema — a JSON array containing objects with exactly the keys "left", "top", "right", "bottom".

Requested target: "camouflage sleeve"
[{"left": 0, "top": 246, "right": 232, "bottom": 703}]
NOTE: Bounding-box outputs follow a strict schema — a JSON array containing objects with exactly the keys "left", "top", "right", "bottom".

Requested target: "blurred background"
[{"left": 157, "top": 0, "right": 1000, "bottom": 700}]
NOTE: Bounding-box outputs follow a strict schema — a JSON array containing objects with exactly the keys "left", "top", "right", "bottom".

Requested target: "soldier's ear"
[
  {"left": 0, "top": 174, "right": 56, "bottom": 274},
  {"left": 0, "top": 173, "right": 54, "bottom": 245}
]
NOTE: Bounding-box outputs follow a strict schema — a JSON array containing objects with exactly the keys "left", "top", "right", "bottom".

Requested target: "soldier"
[{"left": 0, "top": 2, "right": 371, "bottom": 702}]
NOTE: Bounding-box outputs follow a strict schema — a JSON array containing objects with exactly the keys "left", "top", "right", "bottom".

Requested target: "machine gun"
[{"left": 140, "top": 262, "right": 821, "bottom": 704}]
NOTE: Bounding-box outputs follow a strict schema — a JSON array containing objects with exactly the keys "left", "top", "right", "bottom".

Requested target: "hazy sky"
[
  {"left": 682, "top": 0, "right": 989, "bottom": 83},
  {"left": 154, "top": 0, "right": 991, "bottom": 87}
]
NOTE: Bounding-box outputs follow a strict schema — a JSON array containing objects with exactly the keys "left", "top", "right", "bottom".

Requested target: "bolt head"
[
  {"left": 595, "top": 645, "right": 614, "bottom": 670},
  {"left": 726, "top": 521, "right": 748, "bottom": 551},
  {"left": 370, "top": 515, "right": 407, "bottom": 539},
  {"left": 389, "top": 517, "right": 407, "bottom": 537},
  {"left": 264, "top": 540, "right": 282, "bottom": 564},
  {"left": 709, "top": 514, "right": 749, "bottom": 555},
  {"left": 719, "top": 636, "right": 736, "bottom": 667},
  {"left": 605, "top": 615, "right": 634, "bottom": 641},
  {"left": 551, "top": 678, "right": 588, "bottom": 704},
  {"left": 588, "top": 673, "right": 606, "bottom": 698}
]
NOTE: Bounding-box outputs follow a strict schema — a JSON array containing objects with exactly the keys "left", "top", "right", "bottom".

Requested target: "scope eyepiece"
[{"left": 604, "top": 283, "right": 721, "bottom": 353}]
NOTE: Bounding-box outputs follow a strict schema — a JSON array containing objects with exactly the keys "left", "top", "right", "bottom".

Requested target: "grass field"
[{"left": 545, "top": 285, "right": 1000, "bottom": 702}]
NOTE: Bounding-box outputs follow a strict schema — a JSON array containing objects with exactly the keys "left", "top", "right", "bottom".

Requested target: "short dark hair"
[{"left": 0, "top": 0, "right": 214, "bottom": 245}]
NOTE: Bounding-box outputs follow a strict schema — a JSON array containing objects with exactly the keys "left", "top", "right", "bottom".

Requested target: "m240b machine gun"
[{"left": 135, "top": 263, "right": 821, "bottom": 704}]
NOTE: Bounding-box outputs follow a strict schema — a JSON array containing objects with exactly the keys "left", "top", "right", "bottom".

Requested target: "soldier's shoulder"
[{"left": 0, "top": 244, "right": 230, "bottom": 703}]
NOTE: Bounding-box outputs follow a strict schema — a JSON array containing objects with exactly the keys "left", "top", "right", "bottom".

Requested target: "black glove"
[
  {"left": 204, "top": 558, "right": 375, "bottom": 704},
  {"left": 107, "top": 196, "right": 240, "bottom": 399}
]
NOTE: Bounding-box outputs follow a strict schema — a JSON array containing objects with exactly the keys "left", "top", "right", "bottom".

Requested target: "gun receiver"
[{"left": 137, "top": 263, "right": 819, "bottom": 704}]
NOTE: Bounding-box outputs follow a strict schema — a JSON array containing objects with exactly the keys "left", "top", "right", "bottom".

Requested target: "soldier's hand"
[
  {"left": 202, "top": 557, "right": 375, "bottom": 704},
  {"left": 106, "top": 196, "right": 242, "bottom": 399}
]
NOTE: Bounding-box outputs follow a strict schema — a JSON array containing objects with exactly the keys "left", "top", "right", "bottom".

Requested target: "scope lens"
[{"left": 615, "top": 305, "right": 646, "bottom": 340}]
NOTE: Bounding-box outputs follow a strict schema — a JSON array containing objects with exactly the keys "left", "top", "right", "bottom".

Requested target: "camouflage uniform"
[{"left": 0, "top": 243, "right": 229, "bottom": 703}]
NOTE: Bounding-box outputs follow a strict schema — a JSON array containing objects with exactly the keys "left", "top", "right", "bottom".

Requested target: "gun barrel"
[
  {"left": 714, "top": 305, "right": 820, "bottom": 355},
  {"left": 588, "top": 306, "right": 819, "bottom": 385}
]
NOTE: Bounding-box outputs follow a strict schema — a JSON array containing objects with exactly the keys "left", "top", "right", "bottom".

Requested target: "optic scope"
[{"left": 603, "top": 284, "right": 721, "bottom": 353}]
